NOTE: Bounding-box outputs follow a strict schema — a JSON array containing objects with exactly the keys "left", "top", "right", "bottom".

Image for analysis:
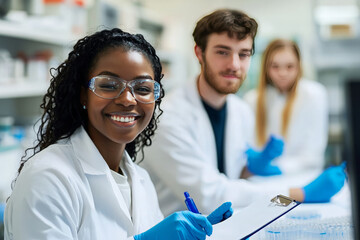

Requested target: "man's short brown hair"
[{"left": 193, "top": 9, "right": 258, "bottom": 54}]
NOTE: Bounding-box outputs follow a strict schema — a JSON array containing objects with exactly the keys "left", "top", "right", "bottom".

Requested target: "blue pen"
[{"left": 184, "top": 191, "right": 200, "bottom": 214}]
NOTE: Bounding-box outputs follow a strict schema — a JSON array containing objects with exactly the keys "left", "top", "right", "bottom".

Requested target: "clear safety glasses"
[{"left": 88, "top": 75, "right": 161, "bottom": 104}]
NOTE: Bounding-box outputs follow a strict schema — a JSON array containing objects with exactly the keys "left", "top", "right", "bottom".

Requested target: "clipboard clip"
[{"left": 270, "top": 194, "right": 295, "bottom": 207}]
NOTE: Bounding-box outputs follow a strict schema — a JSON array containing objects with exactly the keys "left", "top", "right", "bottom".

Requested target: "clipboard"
[{"left": 208, "top": 195, "right": 301, "bottom": 240}]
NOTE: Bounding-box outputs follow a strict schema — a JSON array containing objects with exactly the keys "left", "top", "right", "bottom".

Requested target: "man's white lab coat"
[
  {"left": 141, "top": 79, "right": 286, "bottom": 216},
  {"left": 5, "top": 127, "right": 163, "bottom": 240}
]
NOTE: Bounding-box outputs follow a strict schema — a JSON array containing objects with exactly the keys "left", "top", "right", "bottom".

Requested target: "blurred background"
[{"left": 0, "top": 0, "right": 359, "bottom": 237}]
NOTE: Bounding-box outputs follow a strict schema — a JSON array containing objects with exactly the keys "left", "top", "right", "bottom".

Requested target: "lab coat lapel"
[
  {"left": 187, "top": 80, "right": 217, "bottom": 168},
  {"left": 188, "top": 79, "right": 218, "bottom": 166},
  {"left": 85, "top": 174, "right": 133, "bottom": 232},
  {"left": 224, "top": 98, "right": 238, "bottom": 176},
  {"left": 71, "top": 127, "right": 133, "bottom": 231},
  {"left": 123, "top": 152, "right": 145, "bottom": 233},
  {"left": 224, "top": 96, "right": 248, "bottom": 178}
]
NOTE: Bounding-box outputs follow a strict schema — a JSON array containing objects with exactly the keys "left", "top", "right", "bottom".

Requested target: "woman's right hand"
[
  {"left": 134, "top": 202, "right": 233, "bottom": 240},
  {"left": 134, "top": 211, "right": 212, "bottom": 240}
]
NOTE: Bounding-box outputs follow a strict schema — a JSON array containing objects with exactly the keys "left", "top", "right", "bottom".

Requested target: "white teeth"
[{"left": 111, "top": 116, "right": 135, "bottom": 123}]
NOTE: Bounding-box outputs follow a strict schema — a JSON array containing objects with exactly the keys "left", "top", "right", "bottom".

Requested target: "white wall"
[{"left": 141, "top": 0, "right": 317, "bottom": 81}]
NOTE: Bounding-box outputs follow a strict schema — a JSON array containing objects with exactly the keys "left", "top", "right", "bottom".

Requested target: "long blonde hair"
[{"left": 255, "top": 39, "right": 302, "bottom": 146}]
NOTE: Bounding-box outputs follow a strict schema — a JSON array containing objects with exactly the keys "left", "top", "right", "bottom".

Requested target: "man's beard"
[{"left": 202, "top": 57, "right": 245, "bottom": 95}]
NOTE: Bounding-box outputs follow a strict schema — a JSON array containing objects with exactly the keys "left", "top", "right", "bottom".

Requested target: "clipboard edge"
[{"left": 240, "top": 201, "right": 302, "bottom": 240}]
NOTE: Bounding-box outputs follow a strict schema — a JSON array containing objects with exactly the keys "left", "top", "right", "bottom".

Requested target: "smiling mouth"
[{"left": 110, "top": 115, "right": 136, "bottom": 123}]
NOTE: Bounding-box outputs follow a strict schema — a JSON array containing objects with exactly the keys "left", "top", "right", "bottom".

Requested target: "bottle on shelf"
[{"left": 0, "top": 116, "right": 19, "bottom": 152}]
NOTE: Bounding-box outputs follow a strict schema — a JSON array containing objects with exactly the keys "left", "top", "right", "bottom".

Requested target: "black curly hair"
[{"left": 17, "top": 28, "right": 164, "bottom": 175}]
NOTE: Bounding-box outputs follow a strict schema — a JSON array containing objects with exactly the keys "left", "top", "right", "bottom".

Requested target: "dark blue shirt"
[{"left": 202, "top": 100, "right": 227, "bottom": 174}]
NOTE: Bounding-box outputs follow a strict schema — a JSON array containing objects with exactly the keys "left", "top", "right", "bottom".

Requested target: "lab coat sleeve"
[
  {"left": 143, "top": 111, "right": 283, "bottom": 214},
  {"left": 277, "top": 83, "right": 328, "bottom": 174},
  {"left": 5, "top": 163, "right": 80, "bottom": 239}
]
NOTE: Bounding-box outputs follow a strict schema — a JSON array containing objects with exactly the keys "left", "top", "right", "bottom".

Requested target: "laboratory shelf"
[
  {"left": 0, "top": 19, "right": 80, "bottom": 46},
  {"left": 0, "top": 82, "right": 48, "bottom": 99}
]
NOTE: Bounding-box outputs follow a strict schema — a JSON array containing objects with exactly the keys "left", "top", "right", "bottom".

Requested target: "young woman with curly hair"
[{"left": 4, "top": 28, "right": 232, "bottom": 240}]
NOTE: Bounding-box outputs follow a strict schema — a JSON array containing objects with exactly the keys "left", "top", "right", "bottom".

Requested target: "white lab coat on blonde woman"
[
  {"left": 141, "top": 79, "right": 287, "bottom": 216},
  {"left": 5, "top": 127, "right": 163, "bottom": 240},
  {"left": 243, "top": 79, "right": 328, "bottom": 175}
]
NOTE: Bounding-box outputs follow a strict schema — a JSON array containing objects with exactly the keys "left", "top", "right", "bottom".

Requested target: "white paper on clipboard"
[{"left": 208, "top": 195, "right": 301, "bottom": 240}]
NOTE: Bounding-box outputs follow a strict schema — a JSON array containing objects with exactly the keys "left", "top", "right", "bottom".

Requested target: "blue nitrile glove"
[
  {"left": 262, "top": 135, "right": 284, "bottom": 160},
  {"left": 134, "top": 202, "right": 234, "bottom": 240},
  {"left": 246, "top": 135, "right": 284, "bottom": 176},
  {"left": 134, "top": 211, "right": 212, "bottom": 240},
  {"left": 207, "top": 202, "right": 233, "bottom": 225},
  {"left": 0, "top": 203, "right": 5, "bottom": 223},
  {"left": 302, "top": 162, "right": 347, "bottom": 203}
]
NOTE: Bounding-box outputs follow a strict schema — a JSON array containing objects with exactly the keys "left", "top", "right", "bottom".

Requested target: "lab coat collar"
[
  {"left": 192, "top": 75, "right": 229, "bottom": 108},
  {"left": 188, "top": 76, "right": 206, "bottom": 110},
  {"left": 122, "top": 151, "right": 145, "bottom": 181},
  {"left": 71, "top": 126, "right": 145, "bottom": 183},
  {"left": 122, "top": 152, "right": 145, "bottom": 183},
  {"left": 70, "top": 126, "right": 109, "bottom": 175}
]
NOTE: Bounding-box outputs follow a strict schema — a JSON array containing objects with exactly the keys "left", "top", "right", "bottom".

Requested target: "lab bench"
[{"left": 208, "top": 171, "right": 352, "bottom": 240}]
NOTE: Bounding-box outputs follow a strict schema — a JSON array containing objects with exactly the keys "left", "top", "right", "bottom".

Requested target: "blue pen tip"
[{"left": 184, "top": 192, "right": 190, "bottom": 198}]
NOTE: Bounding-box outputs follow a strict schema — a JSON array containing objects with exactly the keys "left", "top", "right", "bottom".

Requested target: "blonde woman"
[{"left": 244, "top": 39, "right": 328, "bottom": 175}]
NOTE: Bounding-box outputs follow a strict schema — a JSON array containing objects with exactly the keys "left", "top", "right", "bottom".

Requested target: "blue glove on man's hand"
[
  {"left": 246, "top": 135, "right": 284, "bottom": 176},
  {"left": 134, "top": 202, "right": 233, "bottom": 240},
  {"left": 303, "top": 162, "right": 347, "bottom": 203}
]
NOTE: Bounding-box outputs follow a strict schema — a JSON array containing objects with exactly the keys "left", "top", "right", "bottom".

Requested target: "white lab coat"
[
  {"left": 4, "top": 126, "right": 163, "bottom": 240},
  {"left": 243, "top": 79, "right": 328, "bottom": 174},
  {"left": 141, "top": 79, "right": 287, "bottom": 216}
]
